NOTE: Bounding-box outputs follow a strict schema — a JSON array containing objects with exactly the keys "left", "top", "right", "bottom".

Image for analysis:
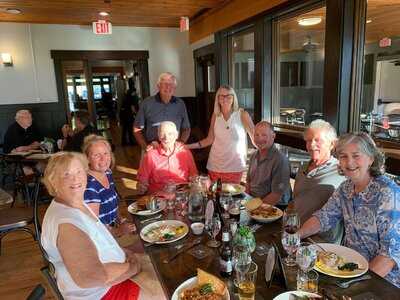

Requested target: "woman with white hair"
[
  {"left": 298, "top": 132, "right": 400, "bottom": 288},
  {"left": 187, "top": 85, "right": 254, "bottom": 183}
]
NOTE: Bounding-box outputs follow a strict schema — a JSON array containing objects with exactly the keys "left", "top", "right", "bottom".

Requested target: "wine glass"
[
  {"left": 220, "top": 192, "right": 232, "bottom": 219},
  {"left": 282, "top": 208, "right": 300, "bottom": 234},
  {"left": 232, "top": 245, "right": 252, "bottom": 287},
  {"left": 206, "top": 215, "right": 221, "bottom": 248},
  {"left": 281, "top": 231, "right": 300, "bottom": 266}
]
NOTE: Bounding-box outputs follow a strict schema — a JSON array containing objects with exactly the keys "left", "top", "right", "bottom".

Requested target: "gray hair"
[
  {"left": 158, "top": 121, "right": 178, "bottom": 134},
  {"left": 336, "top": 132, "right": 385, "bottom": 177},
  {"left": 213, "top": 85, "right": 239, "bottom": 116},
  {"left": 304, "top": 119, "right": 337, "bottom": 143},
  {"left": 15, "top": 109, "right": 31, "bottom": 120},
  {"left": 157, "top": 72, "right": 177, "bottom": 86},
  {"left": 256, "top": 120, "right": 274, "bottom": 133}
]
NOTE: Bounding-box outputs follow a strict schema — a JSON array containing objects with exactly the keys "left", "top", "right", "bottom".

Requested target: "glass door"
[{"left": 61, "top": 60, "right": 95, "bottom": 127}]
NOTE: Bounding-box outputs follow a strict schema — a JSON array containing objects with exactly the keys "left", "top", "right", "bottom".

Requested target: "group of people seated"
[{"left": 3, "top": 71, "right": 399, "bottom": 299}]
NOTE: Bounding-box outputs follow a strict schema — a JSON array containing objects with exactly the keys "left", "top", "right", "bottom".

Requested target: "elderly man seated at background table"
[
  {"left": 137, "top": 121, "right": 198, "bottom": 194},
  {"left": 298, "top": 132, "right": 400, "bottom": 288},
  {"left": 3, "top": 109, "right": 42, "bottom": 154},
  {"left": 246, "top": 121, "right": 291, "bottom": 207},
  {"left": 291, "top": 119, "right": 345, "bottom": 243}
]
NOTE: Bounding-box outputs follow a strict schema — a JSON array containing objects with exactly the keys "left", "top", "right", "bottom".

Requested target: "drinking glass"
[
  {"left": 199, "top": 174, "right": 211, "bottom": 194},
  {"left": 281, "top": 231, "right": 300, "bottom": 266},
  {"left": 296, "top": 242, "right": 318, "bottom": 273},
  {"left": 237, "top": 261, "right": 258, "bottom": 300},
  {"left": 233, "top": 245, "right": 252, "bottom": 287},
  {"left": 163, "top": 182, "right": 176, "bottom": 211},
  {"left": 175, "top": 190, "right": 188, "bottom": 216},
  {"left": 282, "top": 208, "right": 300, "bottom": 234},
  {"left": 297, "top": 269, "right": 319, "bottom": 293},
  {"left": 206, "top": 215, "right": 221, "bottom": 247}
]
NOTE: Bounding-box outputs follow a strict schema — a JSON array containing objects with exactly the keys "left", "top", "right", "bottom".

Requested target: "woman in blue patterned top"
[
  {"left": 299, "top": 132, "right": 400, "bottom": 288},
  {"left": 83, "top": 134, "right": 135, "bottom": 237}
]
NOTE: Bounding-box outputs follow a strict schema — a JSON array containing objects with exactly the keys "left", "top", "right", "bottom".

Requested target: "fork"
[
  {"left": 336, "top": 274, "right": 371, "bottom": 288},
  {"left": 140, "top": 214, "right": 162, "bottom": 224}
]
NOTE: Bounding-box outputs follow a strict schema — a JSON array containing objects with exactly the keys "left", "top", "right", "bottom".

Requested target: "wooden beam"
[{"left": 189, "top": 0, "right": 289, "bottom": 43}]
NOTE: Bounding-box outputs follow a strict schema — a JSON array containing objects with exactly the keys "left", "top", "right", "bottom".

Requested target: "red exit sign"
[{"left": 93, "top": 20, "right": 112, "bottom": 35}]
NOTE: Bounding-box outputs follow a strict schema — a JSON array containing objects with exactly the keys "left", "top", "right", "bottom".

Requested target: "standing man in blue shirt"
[{"left": 133, "top": 72, "right": 191, "bottom": 151}]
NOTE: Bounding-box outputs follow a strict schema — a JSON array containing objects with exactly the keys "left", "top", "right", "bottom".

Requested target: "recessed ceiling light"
[
  {"left": 366, "top": 19, "right": 372, "bottom": 24},
  {"left": 99, "top": 11, "right": 109, "bottom": 16},
  {"left": 298, "top": 17, "right": 322, "bottom": 26},
  {"left": 5, "top": 8, "right": 22, "bottom": 15}
]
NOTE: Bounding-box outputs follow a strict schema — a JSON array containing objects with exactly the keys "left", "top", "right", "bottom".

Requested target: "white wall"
[{"left": 0, "top": 23, "right": 195, "bottom": 105}]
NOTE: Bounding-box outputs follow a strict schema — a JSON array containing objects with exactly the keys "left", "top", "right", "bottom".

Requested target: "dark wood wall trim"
[{"left": 50, "top": 50, "right": 149, "bottom": 61}]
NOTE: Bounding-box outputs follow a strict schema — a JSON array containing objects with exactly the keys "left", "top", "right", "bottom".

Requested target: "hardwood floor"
[{"left": 0, "top": 142, "right": 143, "bottom": 300}]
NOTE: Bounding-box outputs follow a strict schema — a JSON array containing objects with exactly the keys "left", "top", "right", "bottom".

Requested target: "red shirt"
[{"left": 137, "top": 142, "right": 198, "bottom": 193}]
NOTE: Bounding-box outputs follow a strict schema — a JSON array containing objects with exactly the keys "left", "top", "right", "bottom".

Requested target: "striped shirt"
[{"left": 84, "top": 170, "right": 119, "bottom": 225}]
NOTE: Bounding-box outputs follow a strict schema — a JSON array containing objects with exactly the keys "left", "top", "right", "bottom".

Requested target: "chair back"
[
  {"left": 32, "top": 179, "right": 64, "bottom": 300},
  {"left": 26, "top": 284, "right": 45, "bottom": 300}
]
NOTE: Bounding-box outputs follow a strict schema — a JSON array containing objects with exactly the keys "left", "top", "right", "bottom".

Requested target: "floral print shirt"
[{"left": 313, "top": 175, "right": 400, "bottom": 288}]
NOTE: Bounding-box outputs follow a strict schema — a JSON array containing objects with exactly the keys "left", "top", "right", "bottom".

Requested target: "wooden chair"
[{"left": 0, "top": 178, "right": 40, "bottom": 255}]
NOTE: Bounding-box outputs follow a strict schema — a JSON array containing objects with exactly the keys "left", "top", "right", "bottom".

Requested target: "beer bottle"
[
  {"left": 219, "top": 227, "right": 233, "bottom": 277},
  {"left": 214, "top": 178, "right": 225, "bottom": 226}
]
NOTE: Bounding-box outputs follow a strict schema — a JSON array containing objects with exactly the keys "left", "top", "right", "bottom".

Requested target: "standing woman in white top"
[
  {"left": 41, "top": 152, "right": 141, "bottom": 300},
  {"left": 188, "top": 85, "right": 254, "bottom": 183}
]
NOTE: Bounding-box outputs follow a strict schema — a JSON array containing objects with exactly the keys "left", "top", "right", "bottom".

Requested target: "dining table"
[{"left": 127, "top": 195, "right": 399, "bottom": 300}]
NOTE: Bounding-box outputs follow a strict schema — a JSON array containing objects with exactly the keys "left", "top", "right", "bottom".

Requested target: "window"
[
  {"left": 359, "top": 0, "right": 400, "bottom": 141},
  {"left": 229, "top": 30, "right": 255, "bottom": 117},
  {"left": 275, "top": 6, "right": 326, "bottom": 126}
]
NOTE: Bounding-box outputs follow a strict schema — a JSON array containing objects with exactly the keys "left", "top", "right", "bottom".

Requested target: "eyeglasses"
[{"left": 218, "top": 94, "right": 233, "bottom": 99}]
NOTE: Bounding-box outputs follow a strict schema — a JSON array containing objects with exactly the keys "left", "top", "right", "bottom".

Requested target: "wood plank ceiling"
[{"left": 0, "top": 0, "right": 230, "bottom": 27}]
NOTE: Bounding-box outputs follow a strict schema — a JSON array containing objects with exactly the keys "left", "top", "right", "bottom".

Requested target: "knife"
[{"left": 162, "top": 238, "right": 202, "bottom": 263}]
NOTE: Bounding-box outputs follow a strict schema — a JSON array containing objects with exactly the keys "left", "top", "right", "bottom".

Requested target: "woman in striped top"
[{"left": 83, "top": 134, "right": 135, "bottom": 237}]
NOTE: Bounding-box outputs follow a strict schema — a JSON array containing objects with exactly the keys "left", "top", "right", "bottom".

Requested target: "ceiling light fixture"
[
  {"left": 366, "top": 19, "right": 372, "bottom": 24},
  {"left": 99, "top": 11, "right": 109, "bottom": 16},
  {"left": 5, "top": 8, "right": 22, "bottom": 15},
  {"left": 298, "top": 16, "right": 322, "bottom": 26}
]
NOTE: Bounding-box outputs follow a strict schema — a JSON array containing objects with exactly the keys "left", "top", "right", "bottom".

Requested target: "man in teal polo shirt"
[{"left": 246, "top": 121, "right": 291, "bottom": 206}]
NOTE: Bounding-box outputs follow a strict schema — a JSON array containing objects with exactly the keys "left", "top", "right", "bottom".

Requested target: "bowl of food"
[{"left": 172, "top": 268, "right": 229, "bottom": 300}]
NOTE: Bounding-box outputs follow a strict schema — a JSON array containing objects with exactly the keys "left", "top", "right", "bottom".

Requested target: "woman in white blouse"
[
  {"left": 188, "top": 85, "right": 254, "bottom": 183},
  {"left": 41, "top": 152, "right": 141, "bottom": 300}
]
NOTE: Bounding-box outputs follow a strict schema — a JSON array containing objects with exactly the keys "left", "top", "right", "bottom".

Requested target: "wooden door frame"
[{"left": 51, "top": 50, "right": 150, "bottom": 124}]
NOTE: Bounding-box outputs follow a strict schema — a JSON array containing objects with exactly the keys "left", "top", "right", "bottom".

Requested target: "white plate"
[
  {"left": 249, "top": 204, "right": 283, "bottom": 223},
  {"left": 314, "top": 243, "right": 368, "bottom": 278},
  {"left": 140, "top": 220, "right": 188, "bottom": 244},
  {"left": 273, "top": 290, "right": 321, "bottom": 300},
  {"left": 171, "top": 276, "right": 230, "bottom": 300},
  {"left": 127, "top": 200, "right": 166, "bottom": 216}
]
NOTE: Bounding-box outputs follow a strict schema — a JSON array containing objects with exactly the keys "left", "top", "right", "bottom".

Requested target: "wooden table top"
[{"left": 130, "top": 206, "right": 398, "bottom": 299}]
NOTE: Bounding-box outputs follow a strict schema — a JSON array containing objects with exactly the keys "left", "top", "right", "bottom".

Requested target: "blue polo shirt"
[
  {"left": 134, "top": 93, "right": 190, "bottom": 142},
  {"left": 84, "top": 170, "right": 118, "bottom": 225}
]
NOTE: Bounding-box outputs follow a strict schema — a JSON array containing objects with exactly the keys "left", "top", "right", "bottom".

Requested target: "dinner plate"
[
  {"left": 273, "top": 290, "right": 321, "bottom": 300},
  {"left": 127, "top": 200, "right": 166, "bottom": 216},
  {"left": 171, "top": 276, "right": 230, "bottom": 300},
  {"left": 222, "top": 183, "right": 245, "bottom": 195},
  {"left": 314, "top": 243, "right": 368, "bottom": 278},
  {"left": 140, "top": 220, "right": 188, "bottom": 244},
  {"left": 249, "top": 204, "right": 283, "bottom": 223}
]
